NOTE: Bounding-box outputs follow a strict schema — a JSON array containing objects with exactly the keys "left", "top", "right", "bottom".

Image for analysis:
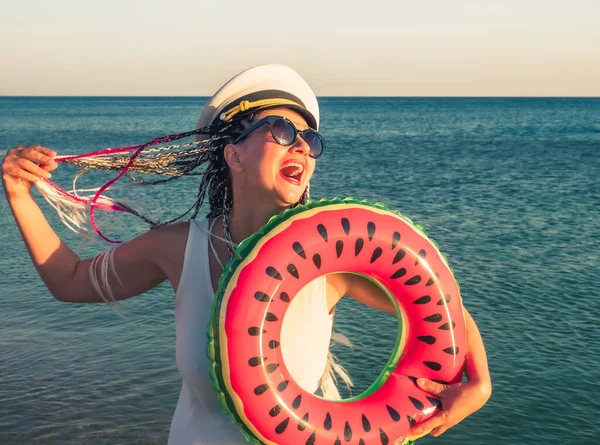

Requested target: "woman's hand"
[
  {"left": 408, "top": 377, "right": 492, "bottom": 439},
  {"left": 2, "top": 145, "right": 57, "bottom": 199},
  {"left": 408, "top": 307, "right": 492, "bottom": 440}
]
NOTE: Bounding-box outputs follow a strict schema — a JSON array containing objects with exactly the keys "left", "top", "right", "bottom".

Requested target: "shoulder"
[
  {"left": 124, "top": 221, "right": 193, "bottom": 268},
  {"left": 142, "top": 220, "right": 192, "bottom": 246},
  {"left": 136, "top": 221, "right": 197, "bottom": 288}
]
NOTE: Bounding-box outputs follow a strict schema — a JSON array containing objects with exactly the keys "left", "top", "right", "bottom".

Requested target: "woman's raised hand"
[{"left": 2, "top": 145, "right": 58, "bottom": 199}]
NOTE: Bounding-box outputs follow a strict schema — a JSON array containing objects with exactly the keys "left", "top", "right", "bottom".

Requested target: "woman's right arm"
[{"left": 2, "top": 145, "right": 178, "bottom": 303}]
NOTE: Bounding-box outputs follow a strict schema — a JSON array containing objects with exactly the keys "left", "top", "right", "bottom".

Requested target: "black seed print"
[
  {"left": 386, "top": 405, "right": 400, "bottom": 421},
  {"left": 380, "top": 428, "right": 389, "bottom": 445},
  {"left": 275, "top": 417, "right": 290, "bottom": 434},
  {"left": 355, "top": 238, "right": 364, "bottom": 256},
  {"left": 392, "top": 232, "right": 401, "bottom": 249},
  {"left": 287, "top": 264, "right": 299, "bottom": 279},
  {"left": 313, "top": 254, "right": 321, "bottom": 269},
  {"left": 341, "top": 218, "right": 350, "bottom": 235},
  {"left": 391, "top": 268, "right": 407, "bottom": 279},
  {"left": 254, "top": 291, "right": 270, "bottom": 302},
  {"left": 437, "top": 294, "right": 452, "bottom": 305},
  {"left": 405, "top": 275, "right": 422, "bottom": 285},
  {"left": 248, "top": 327, "right": 265, "bottom": 336},
  {"left": 439, "top": 321, "right": 456, "bottom": 330},
  {"left": 443, "top": 346, "right": 459, "bottom": 355},
  {"left": 362, "top": 414, "right": 371, "bottom": 432},
  {"left": 392, "top": 249, "right": 406, "bottom": 264},
  {"left": 409, "top": 396, "right": 425, "bottom": 410},
  {"left": 426, "top": 273, "right": 439, "bottom": 286},
  {"left": 280, "top": 292, "right": 290, "bottom": 302},
  {"left": 306, "top": 432, "right": 316, "bottom": 445},
  {"left": 415, "top": 249, "right": 427, "bottom": 265},
  {"left": 408, "top": 416, "right": 416, "bottom": 427},
  {"left": 301, "top": 412, "right": 309, "bottom": 423},
  {"left": 336, "top": 240, "right": 344, "bottom": 258},
  {"left": 424, "top": 314, "right": 442, "bottom": 323},
  {"left": 293, "top": 395, "right": 302, "bottom": 409},
  {"left": 248, "top": 357, "right": 265, "bottom": 367},
  {"left": 424, "top": 361, "right": 442, "bottom": 371},
  {"left": 417, "top": 336, "right": 436, "bottom": 345},
  {"left": 269, "top": 340, "right": 280, "bottom": 349},
  {"left": 413, "top": 295, "right": 431, "bottom": 304},
  {"left": 254, "top": 384, "right": 269, "bottom": 395},
  {"left": 324, "top": 412, "right": 332, "bottom": 430},
  {"left": 344, "top": 421, "right": 353, "bottom": 441},
  {"left": 317, "top": 224, "right": 328, "bottom": 242},
  {"left": 367, "top": 222, "right": 376, "bottom": 241},
  {"left": 266, "top": 363, "right": 279, "bottom": 373},
  {"left": 293, "top": 242, "right": 306, "bottom": 259},
  {"left": 266, "top": 266, "right": 282, "bottom": 280},
  {"left": 408, "top": 376, "right": 418, "bottom": 383},
  {"left": 269, "top": 405, "right": 281, "bottom": 417},
  {"left": 370, "top": 247, "right": 383, "bottom": 263},
  {"left": 297, "top": 418, "right": 307, "bottom": 431},
  {"left": 265, "top": 312, "right": 278, "bottom": 322},
  {"left": 277, "top": 380, "right": 289, "bottom": 392},
  {"left": 426, "top": 396, "right": 442, "bottom": 409},
  {"left": 433, "top": 379, "right": 450, "bottom": 385},
  {"left": 334, "top": 436, "right": 341, "bottom": 445},
  {"left": 359, "top": 440, "right": 366, "bottom": 445}
]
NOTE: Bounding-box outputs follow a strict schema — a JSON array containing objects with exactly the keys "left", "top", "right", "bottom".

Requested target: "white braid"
[{"left": 88, "top": 244, "right": 127, "bottom": 319}]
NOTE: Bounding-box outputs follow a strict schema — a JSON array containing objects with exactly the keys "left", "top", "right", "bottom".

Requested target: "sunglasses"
[{"left": 233, "top": 116, "right": 324, "bottom": 159}]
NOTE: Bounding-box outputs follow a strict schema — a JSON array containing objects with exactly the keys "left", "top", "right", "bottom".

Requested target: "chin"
[
  {"left": 276, "top": 190, "right": 305, "bottom": 207},
  {"left": 278, "top": 196, "right": 302, "bottom": 208}
]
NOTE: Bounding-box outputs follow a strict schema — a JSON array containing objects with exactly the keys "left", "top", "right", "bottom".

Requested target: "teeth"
[
  {"left": 280, "top": 161, "right": 304, "bottom": 177},
  {"left": 280, "top": 161, "right": 304, "bottom": 171}
]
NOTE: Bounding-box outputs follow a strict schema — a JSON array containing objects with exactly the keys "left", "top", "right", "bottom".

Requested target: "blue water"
[{"left": 1, "top": 97, "right": 599, "bottom": 444}]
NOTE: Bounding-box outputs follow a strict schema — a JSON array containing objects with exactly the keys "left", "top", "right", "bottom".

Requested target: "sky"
[{"left": 1, "top": 0, "right": 599, "bottom": 96}]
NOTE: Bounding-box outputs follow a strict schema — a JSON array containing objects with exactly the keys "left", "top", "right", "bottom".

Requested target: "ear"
[{"left": 223, "top": 143, "right": 244, "bottom": 173}]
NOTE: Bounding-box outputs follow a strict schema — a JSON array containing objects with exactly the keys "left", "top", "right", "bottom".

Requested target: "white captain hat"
[{"left": 196, "top": 64, "right": 320, "bottom": 131}]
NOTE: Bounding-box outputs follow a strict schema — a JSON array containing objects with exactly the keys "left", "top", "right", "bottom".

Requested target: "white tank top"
[{"left": 168, "top": 219, "right": 334, "bottom": 445}]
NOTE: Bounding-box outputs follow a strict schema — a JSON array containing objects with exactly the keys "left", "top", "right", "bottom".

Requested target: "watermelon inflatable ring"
[{"left": 207, "top": 198, "right": 466, "bottom": 445}]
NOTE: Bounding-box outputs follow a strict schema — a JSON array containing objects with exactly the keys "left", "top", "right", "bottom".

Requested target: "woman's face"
[{"left": 230, "top": 108, "right": 317, "bottom": 207}]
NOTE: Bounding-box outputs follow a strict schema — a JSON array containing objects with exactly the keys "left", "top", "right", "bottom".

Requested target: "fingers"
[
  {"left": 417, "top": 378, "right": 446, "bottom": 395},
  {"left": 407, "top": 413, "right": 445, "bottom": 438},
  {"left": 15, "top": 157, "right": 52, "bottom": 179},
  {"left": 3, "top": 145, "right": 57, "bottom": 184},
  {"left": 19, "top": 145, "right": 58, "bottom": 170},
  {"left": 33, "top": 145, "right": 57, "bottom": 159},
  {"left": 405, "top": 378, "right": 446, "bottom": 438},
  {"left": 430, "top": 425, "right": 449, "bottom": 437},
  {"left": 3, "top": 161, "right": 44, "bottom": 184}
]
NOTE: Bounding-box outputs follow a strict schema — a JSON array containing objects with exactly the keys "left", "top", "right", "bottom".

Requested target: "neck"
[{"left": 228, "top": 196, "right": 287, "bottom": 243}]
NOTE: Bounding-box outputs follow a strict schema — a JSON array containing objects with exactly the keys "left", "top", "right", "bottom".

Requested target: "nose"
[{"left": 290, "top": 134, "right": 311, "bottom": 156}]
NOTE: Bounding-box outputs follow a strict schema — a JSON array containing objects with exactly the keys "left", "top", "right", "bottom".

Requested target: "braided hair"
[{"left": 36, "top": 111, "right": 311, "bottom": 244}]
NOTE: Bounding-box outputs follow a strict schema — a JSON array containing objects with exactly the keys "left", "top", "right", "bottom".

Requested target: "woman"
[{"left": 2, "top": 64, "right": 491, "bottom": 444}]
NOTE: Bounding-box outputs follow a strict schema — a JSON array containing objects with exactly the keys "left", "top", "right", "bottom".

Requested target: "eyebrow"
[
  {"left": 258, "top": 112, "right": 309, "bottom": 130},
  {"left": 283, "top": 116, "right": 309, "bottom": 129},
  {"left": 291, "top": 120, "right": 309, "bottom": 130}
]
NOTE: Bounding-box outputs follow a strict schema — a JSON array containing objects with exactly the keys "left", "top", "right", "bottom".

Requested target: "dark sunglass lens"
[
  {"left": 302, "top": 130, "right": 323, "bottom": 157},
  {"left": 270, "top": 118, "right": 296, "bottom": 145}
]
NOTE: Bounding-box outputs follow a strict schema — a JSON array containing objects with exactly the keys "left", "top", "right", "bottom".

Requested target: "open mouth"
[{"left": 279, "top": 160, "right": 305, "bottom": 185}]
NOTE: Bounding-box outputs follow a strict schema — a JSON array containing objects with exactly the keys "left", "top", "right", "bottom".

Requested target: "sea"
[{"left": 1, "top": 97, "right": 599, "bottom": 444}]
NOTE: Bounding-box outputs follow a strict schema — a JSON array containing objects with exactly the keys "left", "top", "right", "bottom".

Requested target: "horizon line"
[{"left": 1, "top": 95, "right": 599, "bottom": 99}]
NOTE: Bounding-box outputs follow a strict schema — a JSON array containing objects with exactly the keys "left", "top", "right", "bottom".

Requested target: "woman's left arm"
[
  {"left": 407, "top": 307, "right": 492, "bottom": 439},
  {"left": 326, "top": 275, "right": 492, "bottom": 437}
]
